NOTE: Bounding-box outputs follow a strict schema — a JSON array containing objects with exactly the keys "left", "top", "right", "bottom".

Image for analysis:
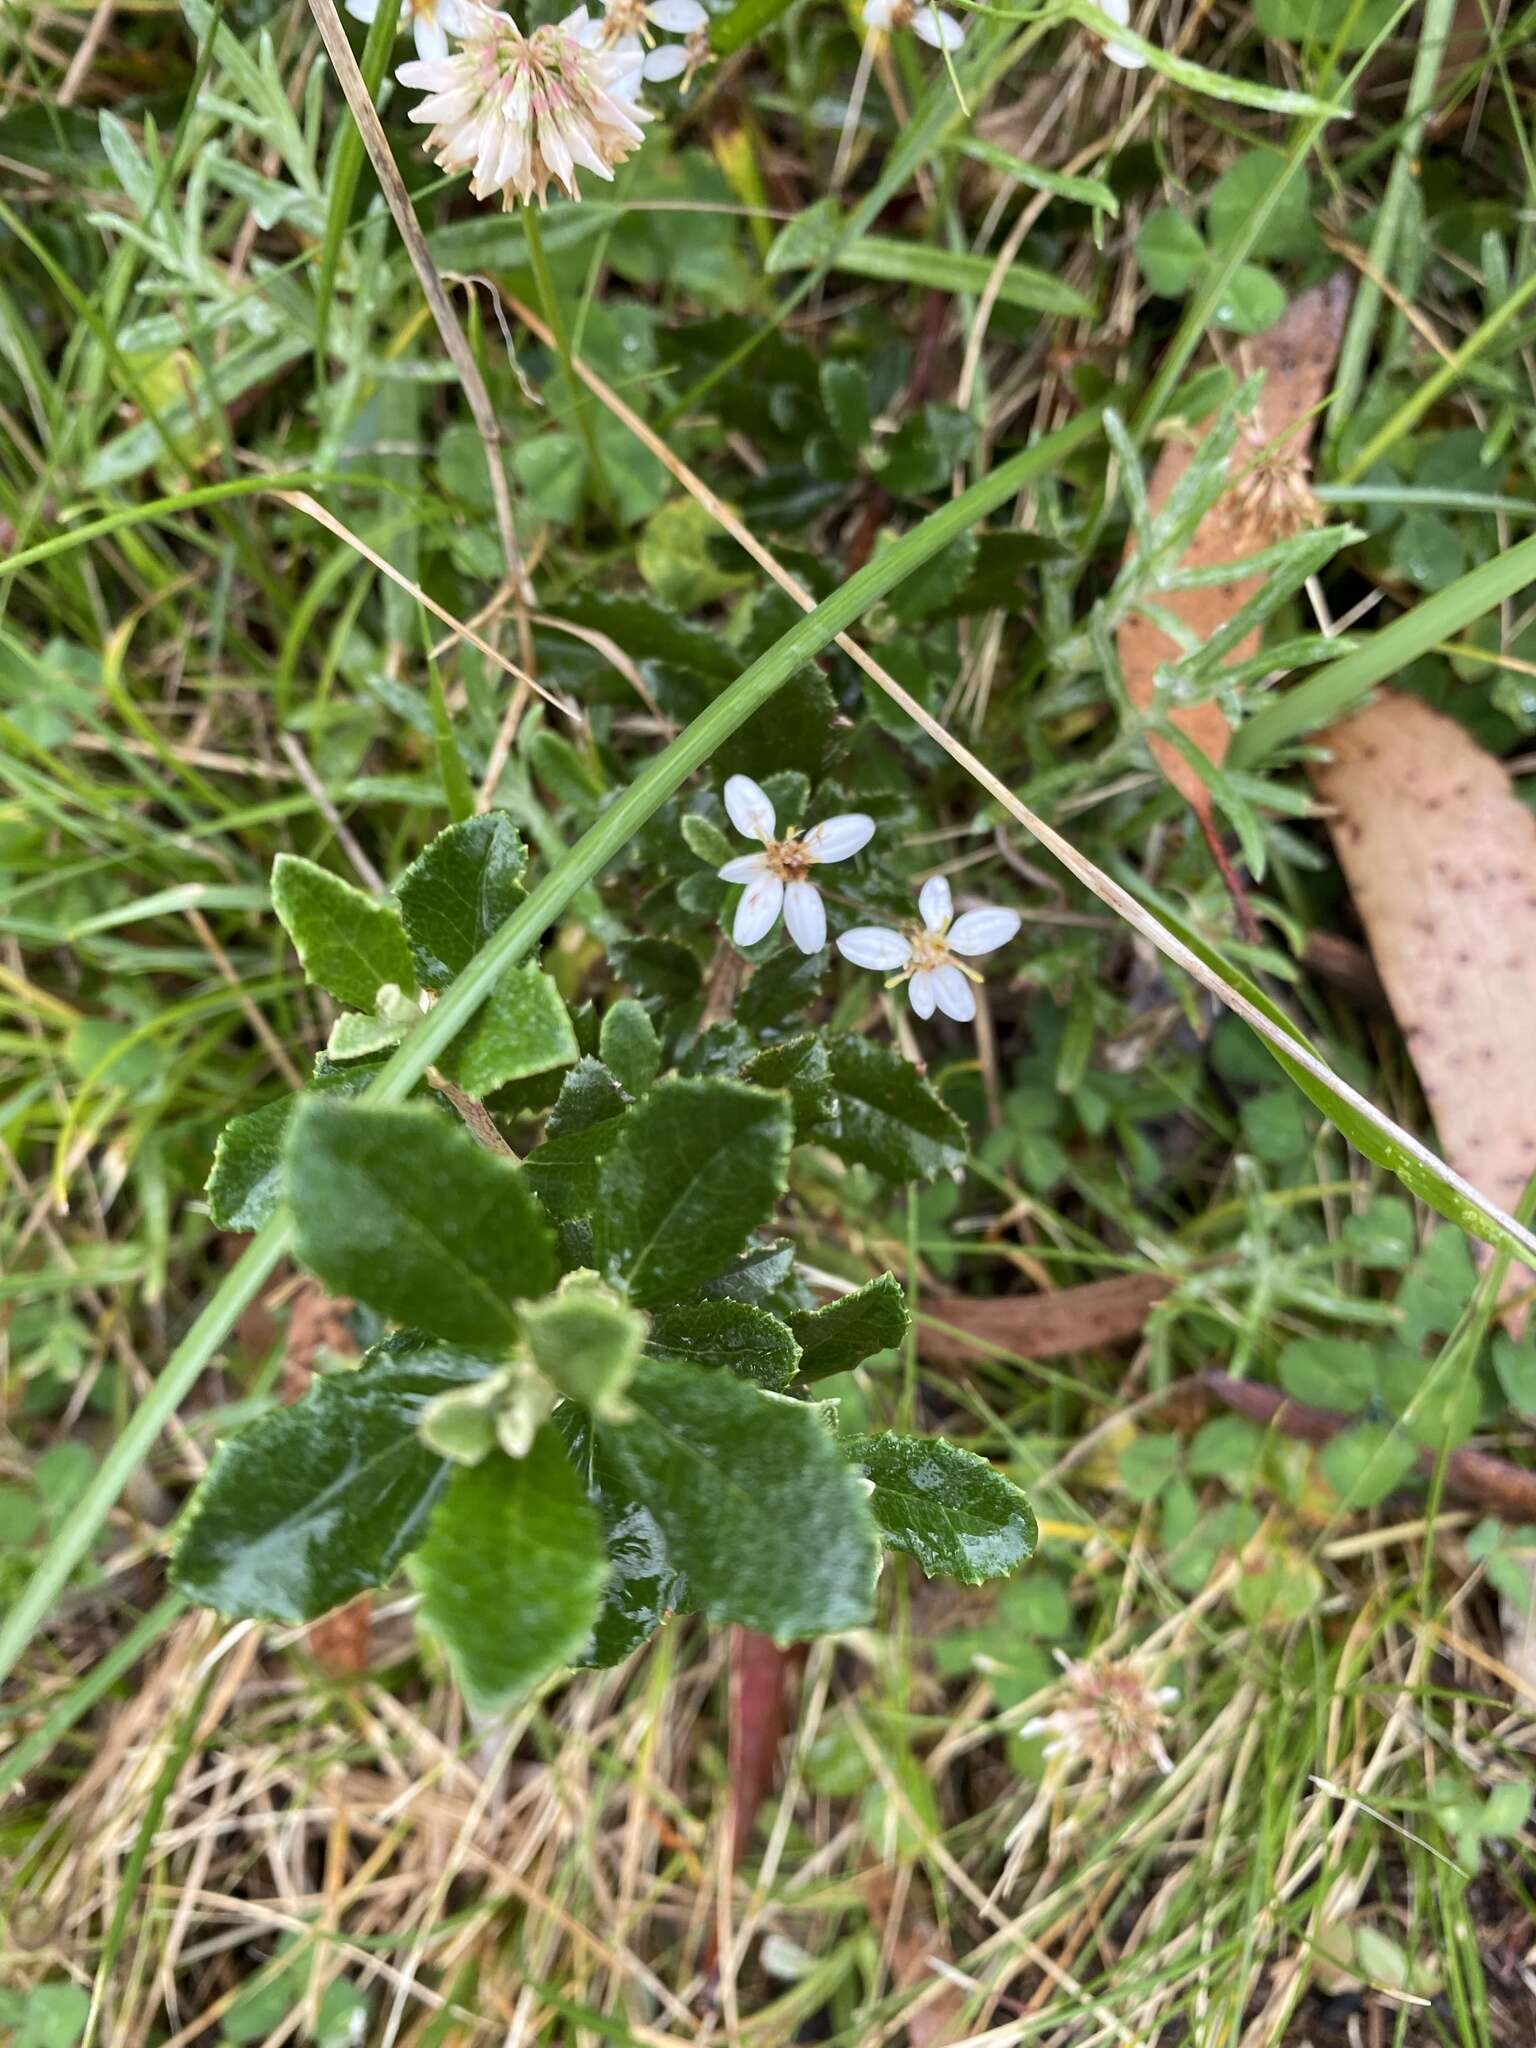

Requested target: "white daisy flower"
[
  {"left": 346, "top": 0, "right": 476, "bottom": 65},
  {"left": 629, "top": 22, "right": 712, "bottom": 86},
  {"left": 598, "top": 0, "right": 706, "bottom": 45},
  {"left": 836, "top": 873, "right": 1019, "bottom": 1024},
  {"left": 860, "top": 0, "right": 964, "bottom": 50},
  {"left": 717, "top": 773, "right": 876, "bottom": 955},
  {"left": 1097, "top": 0, "right": 1146, "bottom": 69},
  {"left": 397, "top": 5, "right": 651, "bottom": 212}
]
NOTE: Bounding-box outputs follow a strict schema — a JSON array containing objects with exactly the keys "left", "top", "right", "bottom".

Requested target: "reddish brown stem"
[{"left": 1202, "top": 1371, "right": 1536, "bottom": 1520}]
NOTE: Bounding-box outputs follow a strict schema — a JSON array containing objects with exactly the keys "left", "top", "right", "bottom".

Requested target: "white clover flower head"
[
  {"left": 1021, "top": 1651, "right": 1179, "bottom": 1777},
  {"left": 1096, "top": 0, "right": 1146, "bottom": 69},
  {"left": 717, "top": 773, "right": 876, "bottom": 955},
  {"left": 836, "top": 874, "right": 1018, "bottom": 1024},
  {"left": 397, "top": 5, "right": 651, "bottom": 212},
  {"left": 346, "top": 0, "right": 478, "bottom": 65},
  {"left": 861, "top": 0, "right": 964, "bottom": 47}
]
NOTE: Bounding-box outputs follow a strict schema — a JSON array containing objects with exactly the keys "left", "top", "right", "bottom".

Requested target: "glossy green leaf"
[
  {"left": 206, "top": 1095, "right": 294, "bottom": 1233},
  {"left": 171, "top": 1340, "right": 487, "bottom": 1621},
  {"left": 790, "top": 1274, "right": 910, "bottom": 1381},
  {"left": 521, "top": 1270, "right": 647, "bottom": 1413},
  {"left": 438, "top": 960, "right": 578, "bottom": 1098},
  {"left": 596, "top": 1077, "right": 793, "bottom": 1307},
  {"left": 412, "top": 1430, "right": 607, "bottom": 1712},
  {"left": 271, "top": 853, "right": 415, "bottom": 1012},
  {"left": 556, "top": 1406, "right": 688, "bottom": 1665},
  {"left": 288, "top": 1100, "right": 556, "bottom": 1348},
  {"left": 825, "top": 1036, "right": 966, "bottom": 1181},
  {"left": 598, "top": 1358, "right": 879, "bottom": 1638},
  {"left": 843, "top": 1434, "right": 1037, "bottom": 1585},
  {"left": 645, "top": 1298, "right": 801, "bottom": 1390},
  {"left": 599, "top": 998, "right": 660, "bottom": 1096},
  {"left": 741, "top": 1032, "right": 838, "bottom": 1137},
  {"left": 204, "top": 1058, "right": 389, "bottom": 1232},
  {"left": 395, "top": 812, "right": 529, "bottom": 990}
]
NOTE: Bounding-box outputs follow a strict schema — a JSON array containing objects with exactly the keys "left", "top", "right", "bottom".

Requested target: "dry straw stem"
[
  {"left": 303, "top": 0, "right": 536, "bottom": 647},
  {"left": 504, "top": 293, "right": 1536, "bottom": 1271},
  {"left": 274, "top": 488, "right": 574, "bottom": 719}
]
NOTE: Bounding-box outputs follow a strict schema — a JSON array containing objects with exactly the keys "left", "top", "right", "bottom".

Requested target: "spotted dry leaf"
[
  {"left": 1314, "top": 691, "right": 1536, "bottom": 1268},
  {"left": 1118, "top": 273, "right": 1354, "bottom": 824}
]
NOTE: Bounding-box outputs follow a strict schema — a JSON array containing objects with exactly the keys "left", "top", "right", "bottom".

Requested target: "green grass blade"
[{"left": 1231, "top": 528, "right": 1536, "bottom": 765}]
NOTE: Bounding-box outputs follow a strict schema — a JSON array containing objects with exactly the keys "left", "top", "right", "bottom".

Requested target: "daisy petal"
[
  {"left": 801, "top": 812, "right": 875, "bottom": 864},
  {"left": 648, "top": 0, "right": 707, "bottom": 27},
  {"left": 918, "top": 874, "right": 952, "bottom": 934},
  {"left": 1105, "top": 38, "right": 1146, "bottom": 65},
  {"left": 346, "top": 0, "right": 382, "bottom": 20},
  {"left": 836, "top": 926, "right": 911, "bottom": 971},
  {"left": 932, "top": 965, "right": 977, "bottom": 1022},
  {"left": 718, "top": 853, "right": 770, "bottom": 884},
  {"left": 782, "top": 880, "right": 826, "bottom": 954},
  {"left": 908, "top": 968, "right": 938, "bottom": 1019},
  {"left": 912, "top": 6, "right": 964, "bottom": 48},
  {"left": 642, "top": 41, "right": 687, "bottom": 77},
  {"left": 947, "top": 906, "right": 1021, "bottom": 957},
  {"left": 862, "top": 0, "right": 896, "bottom": 25},
  {"left": 724, "top": 773, "right": 775, "bottom": 843},
  {"left": 732, "top": 873, "right": 784, "bottom": 948}
]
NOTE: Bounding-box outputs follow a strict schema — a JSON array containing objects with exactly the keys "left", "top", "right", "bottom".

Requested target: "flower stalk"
[{"left": 522, "top": 200, "right": 615, "bottom": 519}]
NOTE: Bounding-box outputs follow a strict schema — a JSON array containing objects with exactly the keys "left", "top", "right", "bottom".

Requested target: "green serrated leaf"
[
  {"left": 438, "top": 961, "right": 578, "bottom": 1098},
  {"left": 171, "top": 1339, "right": 486, "bottom": 1621},
  {"left": 681, "top": 810, "right": 736, "bottom": 867},
  {"left": 820, "top": 357, "right": 871, "bottom": 450},
  {"left": 395, "top": 813, "right": 528, "bottom": 990},
  {"left": 597, "top": 1358, "right": 878, "bottom": 1638},
  {"left": 556, "top": 1405, "right": 688, "bottom": 1664},
  {"left": 790, "top": 1274, "right": 910, "bottom": 1381},
  {"left": 412, "top": 1430, "right": 607, "bottom": 1712},
  {"left": 271, "top": 854, "right": 416, "bottom": 1013},
  {"left": 521, "top": 1270, "right": 647, "bottom": 1414},
  {"left": 826, "top": 1036, "right": 966, "bottom": 1181},
  {"left": 288, "top": 1100, "right": 556, "bottom": 1348},
  {"left": 843, "top": 1433, "right": 1036, "bottom": 1585},
  {"left": 596, "top": 1077, "right": 793, "bottom": 1307},
  {"left": 204, "top": 1058, "right": 388, "bottom": 1232},
  {"left": 599, "top": 998, "right": 660, "bottom": 1097},
  {"left": 646, "top": 1298, "right": 801, "bottom": 1390},
  {"left": 741, "top": 1031, "right": 838, "bottom": 1137}
]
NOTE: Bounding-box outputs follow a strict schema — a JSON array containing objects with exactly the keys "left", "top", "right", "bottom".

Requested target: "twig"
[
  {"left": 1202, "top": 1371, "right": 1536, "bottom": 1520},
  {"left": 273, "top": 488, "right": 573, "bottom": 720},
  {"left": 186, "top": 907, "right": 304, "bottom": 1090}
]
